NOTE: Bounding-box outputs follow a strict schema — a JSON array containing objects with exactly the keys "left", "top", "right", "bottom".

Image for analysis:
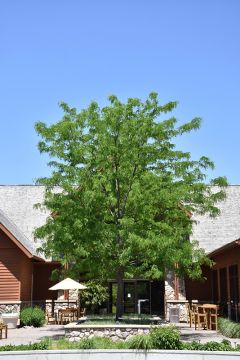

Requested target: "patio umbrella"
[
  {"left": 49, "top": 277, "right": 87, "bottom": 291},
  {"left": 49, "top": 278, "right": 87, "bottom": 316}
]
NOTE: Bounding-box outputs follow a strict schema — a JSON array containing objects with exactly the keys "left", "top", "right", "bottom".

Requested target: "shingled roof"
[
  {"left": 0, "top": 208, "right": 38, "bottom": 257},
  {"left": 0, "top": 185, "right": 49, "bottom": 258},
  {"left": 0, "top": 185, "right": 240, "bottom": 256},
  {"left": 191, "top": 185, "right": 240, "bottom": 253}
]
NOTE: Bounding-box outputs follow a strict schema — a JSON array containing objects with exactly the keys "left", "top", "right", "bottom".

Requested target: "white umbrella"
[
  {"left": 49, "top": 277, "right": 87, "bottom": 291},
  {"left": 49, "top": 278, "right": 87, "bottom": 320}
]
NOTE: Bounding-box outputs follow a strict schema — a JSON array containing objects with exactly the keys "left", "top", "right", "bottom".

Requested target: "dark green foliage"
[
  {"left": 218, "top": 317, "right": 240, "bottom": 338},
  {"left": 20, "top": 307, "right": 45, "bottom": 327},
  {"left": 34, "top": 93, "right": 227, "bottom": 318},
  {"left": 203, "top": 341, "right": 233, "bottom": 351},
  {"left": 182, "top": 339, "right": 234, "bottom": 352},
  {"left": 0, "top": 339, "right": 49, "bottom": 351},
  {"left": 181, "top": 340, "right": 202, "bottom": 350},
  {"left": 149, "top": 325, "right": 181, "bottom": 350},
  {"left": 81, "top": 281, "right": 109, "bottom": 312}
]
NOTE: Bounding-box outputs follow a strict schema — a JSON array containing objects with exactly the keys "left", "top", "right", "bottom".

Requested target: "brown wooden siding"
[
  {"left": 211, "top": 245, "right": 240, "bottom": 304},
  {"left": 0, "top": 229, "right": 33, "bottom": 301},
  {"left": 212, "top": 246, "right": 240, "bottom": 270},
  {"left": 185, "top": 266, "right": 212, "bottom": 302},
  {"left": 33, "top": 263, "right": 60, "bottom": 301},
  {"left": 0, "top": 249, "right": 20, "bottom": 300},
  {"left": 19, "top": 254, "right": 33, "bottom": 301},
  {"left": 185, "top": 245, "right": 240, "bottom": 305}
]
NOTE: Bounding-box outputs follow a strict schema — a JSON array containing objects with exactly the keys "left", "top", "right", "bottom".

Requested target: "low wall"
[
  {"left": 65, "top": 324, "right": 151, "bottom": 341},
  {"left": 165, "top": 300, "right": 188, "bottom": 322},
  {"left": 0, "top": 302, "right": 21, "bottom": 315},
  {"left": 0, "top": 350, "right": 239, "bottom": 360},
  {"left": 0, "top": 300, "right": 77, "bottom": 316}
]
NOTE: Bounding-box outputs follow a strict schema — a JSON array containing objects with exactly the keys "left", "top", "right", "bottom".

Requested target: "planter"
[
  {"left": 0, "top": 350, "right": 238, "bottom": 360},
  {"left": 1, "top": 312, "right": 19, "bottom": 328}
]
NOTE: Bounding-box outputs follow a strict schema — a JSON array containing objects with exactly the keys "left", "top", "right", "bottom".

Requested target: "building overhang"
[
  {"left": 0, "top": 223, "right": 44, "bottom": 262},
  {"left": 208, "top": 239, "right": 240, "bottom": 258}
]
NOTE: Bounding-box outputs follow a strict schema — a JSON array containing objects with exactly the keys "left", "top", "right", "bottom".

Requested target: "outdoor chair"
[
  {"left": 0, "top": 323, "right": 8, "bottom": 339},
  {"left": 45, "top": 309, "right": 56, "bottom": 325},
  {"left": 194, "top": 306, "right": 208, "bottom": 330},
  {"left": 67, "top": 307, "right": 78, "bottom": 321},
  {"left": 186, "top": 303, "right": 196, "bottom": 328},
  {"left": 79, "top": 308, "right": 86, "bottom": 318},
  {"left": 208, "top": 304, "right": 219, "bottom": 331}
]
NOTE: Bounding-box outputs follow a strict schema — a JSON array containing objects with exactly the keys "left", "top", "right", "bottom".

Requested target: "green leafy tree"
[
  {"left": 81, "top": 280, "right": 109, "bottom": 313},
  {"left": 34, "top": 93, "right": 227, "bottom": 320}
]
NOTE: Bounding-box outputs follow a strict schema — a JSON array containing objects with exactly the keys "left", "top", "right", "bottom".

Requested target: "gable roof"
[
  {"left": 191, "top": 185, "right": 240, "bottom": 253},
  {"left": 0, "top": 208, "right": 43, "bottom": 260},
  {"left": 0, "top": 185, "right": 49, "bottom": 259},
  {"left": 0, "top": 185, "right": 240, "bottom": 256},
  {"left": 208, "top": 239, "right": 240, "bottom": 257}
]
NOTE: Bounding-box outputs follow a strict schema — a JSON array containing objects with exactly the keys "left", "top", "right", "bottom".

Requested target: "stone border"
[
  {"left": 0, "top": 302, "right": 21, "bottom": 315},
  {"left": 65, "top": 324, "right": 153, "bottom": 342}
]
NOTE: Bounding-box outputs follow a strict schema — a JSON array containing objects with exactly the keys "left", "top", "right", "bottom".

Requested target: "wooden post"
[
  {"left": 226, "top": 266, "right": 231, "bottom": 319},
  {"left": 64, "top": 263, "right": 69, "bottom": 301},
  {"left": 217, "top": 269, "right": 221, "bottom": 303},
  {"left": 174, "top": 264, "right": 179, "bottom": 300}
]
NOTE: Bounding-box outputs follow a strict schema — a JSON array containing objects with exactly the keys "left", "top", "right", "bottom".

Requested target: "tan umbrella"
[
  {"left": 49, "top": 278, "right": 87, "bottom": 318},
  {"left": 49, "top": 277, "right": 87, "bottom": 291}
]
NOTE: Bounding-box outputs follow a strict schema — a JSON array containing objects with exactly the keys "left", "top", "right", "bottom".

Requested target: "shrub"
[
  {"left": 81, "top": 281, "right": 109, "bottom": 313},
  {"left": 20, "top": 307, "right": 45, "bottom": 327},
  {"left": 182, "top": 340, "right": 203, "bottom": 350},
  {"left": 203, "top": 340, "right": 233, "bottom": 352},
  {"left": 128, "top": 334, "right": 153, "bottom": 350},
  {"left": 182, "top": 339, "right": 234, "bottom": 352},
  {"left": 0, "top": 339, "right": 49, "bottom": 351},
  {"left": 149, "top": 325, "right": 181, "bottom": 350},
  {"left": 218, "top": 317, "right": 240, "bottom": 338},
  {"left": 77, "top": 338, "right": 96, "bottom": 349}
]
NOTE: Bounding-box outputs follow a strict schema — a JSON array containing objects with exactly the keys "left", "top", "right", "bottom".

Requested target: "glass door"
[{"left": 124, "top": 282, "right": 136, "bottom": 313}]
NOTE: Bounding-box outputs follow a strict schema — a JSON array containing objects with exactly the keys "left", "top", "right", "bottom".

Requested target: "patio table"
[
  {"left": 57, "top": 308, "right": 78, "bottom": 324},
  {"left": 195, "top": 304, "right": 219, "bottom": 330}
]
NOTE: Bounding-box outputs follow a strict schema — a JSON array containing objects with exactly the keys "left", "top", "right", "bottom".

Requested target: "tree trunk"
[{"left": 115, "top": 267, "right": 124, "bottom": 321}]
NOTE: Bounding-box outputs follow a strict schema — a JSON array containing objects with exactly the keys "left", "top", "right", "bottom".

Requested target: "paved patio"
[
  {"left": 176, "top": 323, "right": 240, "bottom": 345},
  {"left": 0, "top": 323, "right": 240, "bottom": 347},
  {"left": 0, "top": 325, "right": 65, "bottom": 346}
]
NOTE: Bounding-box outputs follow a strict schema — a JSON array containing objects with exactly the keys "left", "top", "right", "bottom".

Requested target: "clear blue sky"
[{"left": 0, "top": 0, "right": 239, "bottom": 184}]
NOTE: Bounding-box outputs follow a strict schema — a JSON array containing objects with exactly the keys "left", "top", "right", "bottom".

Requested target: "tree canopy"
[{"left": 34, "top": 93, "right": 227, "bottom": 318}]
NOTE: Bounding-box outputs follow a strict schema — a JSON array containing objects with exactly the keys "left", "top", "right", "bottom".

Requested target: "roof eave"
[
  {"left": 208, "top": 239, "right": 240, "bottom": 257},
  {"left": 0, "top": 223, "right": 37, "bottom": 259}
]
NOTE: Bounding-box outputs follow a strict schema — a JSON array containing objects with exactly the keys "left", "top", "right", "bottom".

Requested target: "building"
[
  {"left": 185, "top": 185, "right": 240, "bottom": 320},
  {"left": 0, "top": 186, "right": 60, "bottom": 305},
  {"left": 0, "top": 185, "right": 240, "bottom": 318}
]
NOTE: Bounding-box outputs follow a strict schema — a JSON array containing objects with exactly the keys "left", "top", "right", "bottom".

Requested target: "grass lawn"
[{"left": 83, "top": 313, "right": 162, "bottom": 325}]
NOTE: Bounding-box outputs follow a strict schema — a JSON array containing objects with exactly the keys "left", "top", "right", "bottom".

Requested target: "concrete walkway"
[
  {"left": 0, "top": 323, "right": 240, "bottom": 347},
  {"left": 0, "top": 325, "right": 65, "bottom": 346},
  {"left": 177, "top": 323, "right": 240, "bottom": 345}
]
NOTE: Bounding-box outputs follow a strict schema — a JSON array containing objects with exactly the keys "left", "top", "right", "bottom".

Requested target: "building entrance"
[{"left": 109, "top": 280, "right": 164, "bottom": 315}]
